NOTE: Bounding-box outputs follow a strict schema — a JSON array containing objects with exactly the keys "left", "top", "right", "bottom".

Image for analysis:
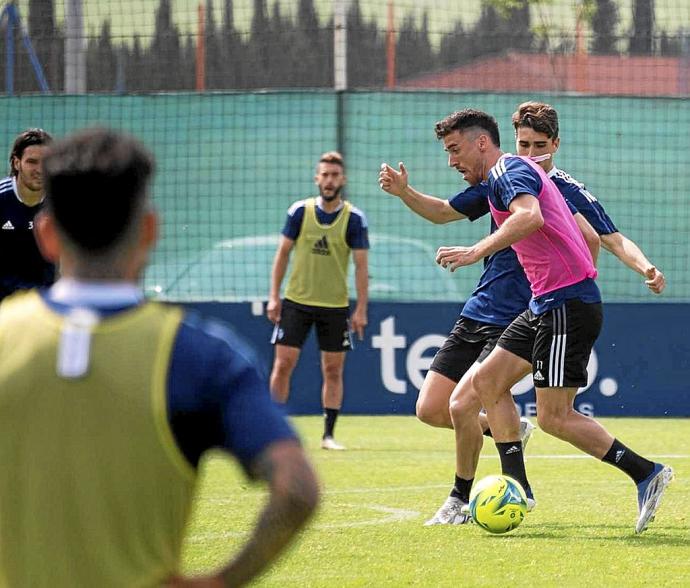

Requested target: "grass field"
[{"left": 181, "top": 416, "right": 689, "bottom": 586}]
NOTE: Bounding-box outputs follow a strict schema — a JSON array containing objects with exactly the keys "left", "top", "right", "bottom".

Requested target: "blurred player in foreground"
[
  {"left": 0, "top": 128, "right": 55, "bottom": 301},
  {"left": 268, "top": 151, "right": 369, "bottom": 450},
  {"left": 433, "top": 109, "right": 672, "bottom": 533},
  {"left": 0, "top": 128, "right": 319, "bottom": 586}
]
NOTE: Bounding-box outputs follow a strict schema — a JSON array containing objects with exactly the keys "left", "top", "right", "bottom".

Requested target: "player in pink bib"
[
  {"left": 488, "top": 154, "right": 597, "bottom": 298},
  {"left": 434, "top": 108, "right": 672, "bottom": 534}
]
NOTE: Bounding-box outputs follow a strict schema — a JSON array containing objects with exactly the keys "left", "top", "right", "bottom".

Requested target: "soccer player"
[
  {"left": 511, "top": 101, "right": 665, "bottom": 294},
  {"left": 377, "top": 167, "right": 537, "bottom": 524},
  {"left": 441, "top": 102, "right": 668, "bottom": 523},
  {"left": 0, "top": 128, "right": 319, "bottom": 587},
  {"left": 378, "top": 144, "right": 598, "bottom": 525},
  {"left": 267, "top": 151, "right": 369, "bottom": 450},
  {"left": 0, "top": 128, "right": 55, "bottom": 301},
  {"left": 434, "top": 109, "right": 673, "bottom": 533}
]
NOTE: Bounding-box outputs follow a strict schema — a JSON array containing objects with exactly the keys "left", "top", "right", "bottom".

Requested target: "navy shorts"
[{"left": 429, "top": 316, "right": 506, "bottom": 383}]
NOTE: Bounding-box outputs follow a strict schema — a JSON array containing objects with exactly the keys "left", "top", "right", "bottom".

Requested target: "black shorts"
[
  {"left": 429, "top": 316, "right": 506, "bottom": 383},
  {"left": 271, "top": 298, "right": 352, "bottom": 352},
  {"left": 497, "top": 299, "right": 603, "bottom": 388}
]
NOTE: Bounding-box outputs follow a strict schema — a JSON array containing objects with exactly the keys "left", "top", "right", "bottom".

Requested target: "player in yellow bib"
[
  {"left": 0, "top": 128, "right": 319, "bottom": 587},
  {"left": 267, "top": 151, "right": 369, "bottom": 450}
]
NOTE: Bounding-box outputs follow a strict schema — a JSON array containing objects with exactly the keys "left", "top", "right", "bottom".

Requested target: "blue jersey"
[
  {"left": 41, "top": 283, "right": 297, "bottom": 472},
  {"left": 282, "top": 197, "right": 370, "bottom": 250},
  {"left": 0, "top": 177, "right": 55, "bottom": 300},
  {"left": 548, "top": 168, "right": 618, "bottom": 235},
  {"left": 448, "top": 183, "right": 531, "bottom": 326}
]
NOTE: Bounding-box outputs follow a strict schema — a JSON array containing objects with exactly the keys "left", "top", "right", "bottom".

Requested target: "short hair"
[
  {"left": 9, "top": 128, "right": 52, "bottom": 176},
  {"left": 434, "top": 109, "right": 501, "bottom": 147},
  {"left": 512, "top": 101, "right": 559, "bottom": 139},
  {"left": 318, "top": 151, "right": 344, "bottom": 169},
  {"left": 43, "top": 128, "right": 155, "bottom": 253}
]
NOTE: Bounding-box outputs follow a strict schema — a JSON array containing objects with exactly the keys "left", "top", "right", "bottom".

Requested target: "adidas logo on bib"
[{"left": 312, "top": 235, "right": 330, "bottom": 256}]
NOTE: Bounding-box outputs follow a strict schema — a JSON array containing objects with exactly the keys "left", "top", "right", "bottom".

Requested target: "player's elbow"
[
  {"left": 525, "top": 208, "right": 544, "bottom": 232},
  {"left": 273, "top": 447, "right": 320, "bottom": 520},
  {"left": 278, "top": 465, "right": 320, "bottom": 526},
  {"left": 253, "top": 440, "right": 320, "bottom": 524},
  {"left": 586, "top": 233, "right": 601, "bottom": 258},
  {"left": 600, "top": 232, "right": 621, "bottom": 254}
]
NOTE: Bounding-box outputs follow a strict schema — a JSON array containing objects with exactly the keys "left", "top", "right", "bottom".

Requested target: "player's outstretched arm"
[
  {"left": 600, "top": 232, "right": 665, "bottom": 293},
  {"left": 166, "top": 440, "right": 319, "bottom": 588},
  {"left": 436, "top": 193, "right": 543, "bottom": 272},
  {"left": 378, "top": 162, "right": 465, "bottom": 224},
  {"left": 267, "top": 236, "right": 294, "bottom": 323}
]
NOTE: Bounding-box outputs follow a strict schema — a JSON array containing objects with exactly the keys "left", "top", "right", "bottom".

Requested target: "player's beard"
[{"left": 320, "top": 185, "right": 343, "bottom": 202}]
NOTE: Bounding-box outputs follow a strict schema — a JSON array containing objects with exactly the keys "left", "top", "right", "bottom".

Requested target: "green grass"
[{"left": 182, "top": 416, "right": 690, "bottom": 586}]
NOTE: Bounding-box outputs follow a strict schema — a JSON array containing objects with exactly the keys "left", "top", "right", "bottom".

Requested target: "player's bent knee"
[
  {"left": 449, "top": 395, "right": 477, "bottom": 424},
  {"left": 536, "top": 412, "right": 566, "bottom": 438},
  {"left": 415, "top": 400, "right": 430, "bottom": 422},
  {"left": 416, "top": 400, "right": 447, "bottom": 427}
]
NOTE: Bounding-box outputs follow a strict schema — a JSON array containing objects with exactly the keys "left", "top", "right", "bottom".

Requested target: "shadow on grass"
[{"left": 487, "top": 522, "right": 690, "bottom": 546}]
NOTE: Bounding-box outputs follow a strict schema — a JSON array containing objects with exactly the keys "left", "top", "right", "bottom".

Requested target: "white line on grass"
[
  {"left": 187, "top": 504, "right": 420, "bottom": 543},
  {"left": 315, "top": 504, "right": 420, "bottom": 528}
]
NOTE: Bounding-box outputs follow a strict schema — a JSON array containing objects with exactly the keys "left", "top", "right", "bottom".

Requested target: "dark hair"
[
  {"left": 434, "top": 109, "right": 501, "bottom": 147},
  {"left": 10, "top": 128, "right": 52, "bottom": 176},
  {"left": 318, "top": 151, "right": 344, "bottom": 169},
  {"left": 43, "top": 128, "right": 155, "bottom": 252},
  {"left": 512, "top": 101, "right": 559, "bottom": 139}
]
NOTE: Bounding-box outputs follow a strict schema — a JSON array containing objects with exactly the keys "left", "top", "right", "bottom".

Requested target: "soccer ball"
[{"left": 469, "top": 474, "right": 527, "bottom": 534}]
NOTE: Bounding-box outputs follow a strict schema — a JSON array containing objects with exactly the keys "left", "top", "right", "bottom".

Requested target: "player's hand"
[
  {"left": 163, "top": 574, "right": 225, "bottom": 587},
  {"left": 378, "top": 162, "right": 408, "bottom": 197},
  {"left": 266, "top": 297, "right": 282, "bottom": 323},
  {"left": 435, "top": 245, "right": 480, "bottom": 271},
  {"left": 644, "top": 266, "right": 665, "bottom": 294},
  {"left": 350, "top": 307, "right": 367, "bottom": 340}
]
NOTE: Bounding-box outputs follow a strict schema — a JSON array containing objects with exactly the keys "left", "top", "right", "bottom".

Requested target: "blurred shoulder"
[
  {"left": 287, "top": 199, "right": 308, "bottom": 216},
  {"left": 348, "top": 203, "right": 368, "bottom": 228}
]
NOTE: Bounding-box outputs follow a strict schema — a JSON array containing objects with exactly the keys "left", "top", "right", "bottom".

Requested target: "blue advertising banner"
[{"left": 186, "top": 302, "right": 690, "bottom": 417}]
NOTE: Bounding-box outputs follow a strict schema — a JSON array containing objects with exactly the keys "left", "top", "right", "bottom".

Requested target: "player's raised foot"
[
  {"left": 519, "top": 417, "right": 536, "bottom": 450},
  {"left": 320, "top": 436, "right": 346, "bottom": 451},
  {"left": 424, "top": 496, "right": 470, "bottom": 526},
  {"left": 635, "top": 463, "right": 674, "bottom": 534}
]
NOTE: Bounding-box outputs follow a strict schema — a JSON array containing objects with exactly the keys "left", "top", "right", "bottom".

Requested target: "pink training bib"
[{"left": 488, "top": 155, "right": 596, "bottom": 297}]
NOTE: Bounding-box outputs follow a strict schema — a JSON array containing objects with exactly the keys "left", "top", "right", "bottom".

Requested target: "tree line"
[{"left": 3, "top": 0, "right": 686, "bottom": 94}]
